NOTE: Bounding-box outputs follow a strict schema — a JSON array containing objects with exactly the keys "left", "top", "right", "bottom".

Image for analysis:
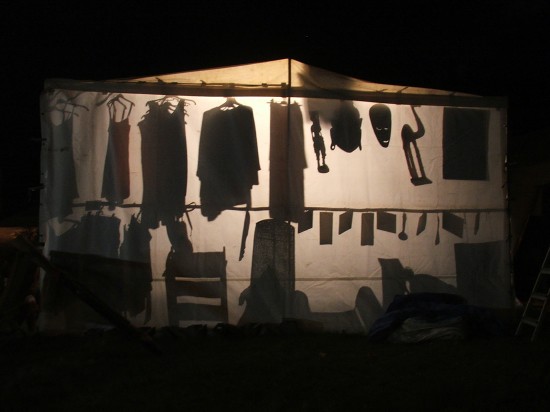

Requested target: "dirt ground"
[{"left": 1, "top": 322, "right": 550, "bottom": 412}]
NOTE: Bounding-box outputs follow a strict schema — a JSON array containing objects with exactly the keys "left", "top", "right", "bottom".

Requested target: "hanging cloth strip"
[
  {"left": 269, "top": 101, "right": 307, "bottom": 223},
  {"left": 239, "top": 193, "right": 251, "bottom": 261}
]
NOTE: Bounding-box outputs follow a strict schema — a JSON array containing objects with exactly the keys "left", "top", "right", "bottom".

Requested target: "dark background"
[
  {"left": 1, "top": 7, "right": 549, "bottom": 405},
  {"left": 1, "top": 0, "right": 549, "bottom": 223}
]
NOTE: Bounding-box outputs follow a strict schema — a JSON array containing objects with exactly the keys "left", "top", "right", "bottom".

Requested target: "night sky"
[{"left": 2, "top": 0, "right": 549, "bottom": 222}]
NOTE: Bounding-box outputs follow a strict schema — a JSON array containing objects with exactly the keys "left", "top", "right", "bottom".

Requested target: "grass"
[{"left": 1, "top": 326, "right": 550, "bottom": 412}]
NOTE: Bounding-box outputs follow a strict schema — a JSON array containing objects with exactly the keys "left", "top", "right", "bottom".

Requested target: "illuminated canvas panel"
[{"left": 38, "top": 60, "right": 510, "bottom": 333}]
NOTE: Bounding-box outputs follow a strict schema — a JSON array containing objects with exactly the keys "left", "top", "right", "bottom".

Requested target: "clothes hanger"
[
  {"left": 146, "top": 95, "right": 172, "bottom": 107},
  {"left": 219, "top": 96, "right": 239, "bottom": 110},
  {"left": 96, "top": 92, "right": 113, "bottom": 106},
  {"left": 150, "top": 95, "right": 178, "bottom": 104},
  {"left": 48, "top": 98, "right": 89, "bottom": 119},
  {"left": 164, "top": 96, "right": 197, "bottom": 108},
  {"left": 65, "top": 91, "right": 84, "bottom": 104},
  {"left": 55, "top": 90, "right": 88, "bottom": 111},
  {"left": 107, "top": 94, "right": 135, "bottom": 120},
  {"left": 107, "top": 93, "right": 134, "bottom": 106},
  {"left": 146, "top": 96, "right": 181, "bottom": 113}
]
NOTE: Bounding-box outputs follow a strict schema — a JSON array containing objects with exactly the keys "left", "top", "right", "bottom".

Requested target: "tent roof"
[{"left": 44, "top": 58, "right": 506, "bottom": 107}]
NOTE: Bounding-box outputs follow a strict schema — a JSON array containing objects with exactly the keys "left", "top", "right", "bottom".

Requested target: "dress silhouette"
[{"left": 139, "top": 98, "right": 188, "bottom": 229}]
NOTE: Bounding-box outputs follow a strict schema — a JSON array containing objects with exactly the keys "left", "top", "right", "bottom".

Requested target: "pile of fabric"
[{"left": 367, "top": 292, "right": 506, "bottom": 343}]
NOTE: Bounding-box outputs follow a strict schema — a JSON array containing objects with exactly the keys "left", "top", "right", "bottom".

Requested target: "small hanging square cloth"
[
  {"left": 377, "top": 211, "right": 397, "bottom": 233},
  {"left": 339, "top": 210, "right": 353, "bottom": 234},
  {"left": 442, "top": 212, "right": 464, "bottom": 238},
  {"left": 298, "top": 209, "right": 314, "bottom": 233}
]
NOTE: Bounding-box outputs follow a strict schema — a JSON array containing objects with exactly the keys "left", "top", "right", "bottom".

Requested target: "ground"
[
  {"left": 2, "top": 224, "right": 547, "bottom": 411},
  {"left": 1, "top": 324, "right": 550, "bottom": 412}
]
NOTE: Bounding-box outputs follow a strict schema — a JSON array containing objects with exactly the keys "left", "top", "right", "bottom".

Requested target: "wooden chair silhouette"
[{"left": 164, "top": 248, "right": 228, "bottom": 327}]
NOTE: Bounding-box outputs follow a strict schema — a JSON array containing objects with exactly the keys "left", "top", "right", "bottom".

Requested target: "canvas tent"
[{"left": 38, "top": 58, "right": 512, "bottom": 334}]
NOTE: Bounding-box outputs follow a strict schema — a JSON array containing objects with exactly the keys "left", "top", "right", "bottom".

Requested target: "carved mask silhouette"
[{"left": 369, "top": 104, "right": 392, "bottom": 147}]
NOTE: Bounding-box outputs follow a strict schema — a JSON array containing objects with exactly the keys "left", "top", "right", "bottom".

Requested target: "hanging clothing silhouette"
[
  {"left": 197, "top": 98, "right": 260, "bottom": 221},
  {"left": 138, "top": 97, "right": 189, "bottom": 229},
  {"left": 102, "top": 94, "right": 135, "bottom": 204},
  {"left": 44, "top": 97, "right": 86, "bottom": 219},
  {"left": 269, "top": 101, "right": 307, "bottom": 222}
]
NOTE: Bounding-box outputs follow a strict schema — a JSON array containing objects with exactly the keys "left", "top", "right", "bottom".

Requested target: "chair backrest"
[{"left": 164, "top": 248, "right": 227, "bottom": 327}]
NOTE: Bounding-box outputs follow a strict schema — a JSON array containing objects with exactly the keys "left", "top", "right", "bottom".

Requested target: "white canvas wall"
[{"left": 38, "top": 89, "right": 511, "bottom": 333}]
